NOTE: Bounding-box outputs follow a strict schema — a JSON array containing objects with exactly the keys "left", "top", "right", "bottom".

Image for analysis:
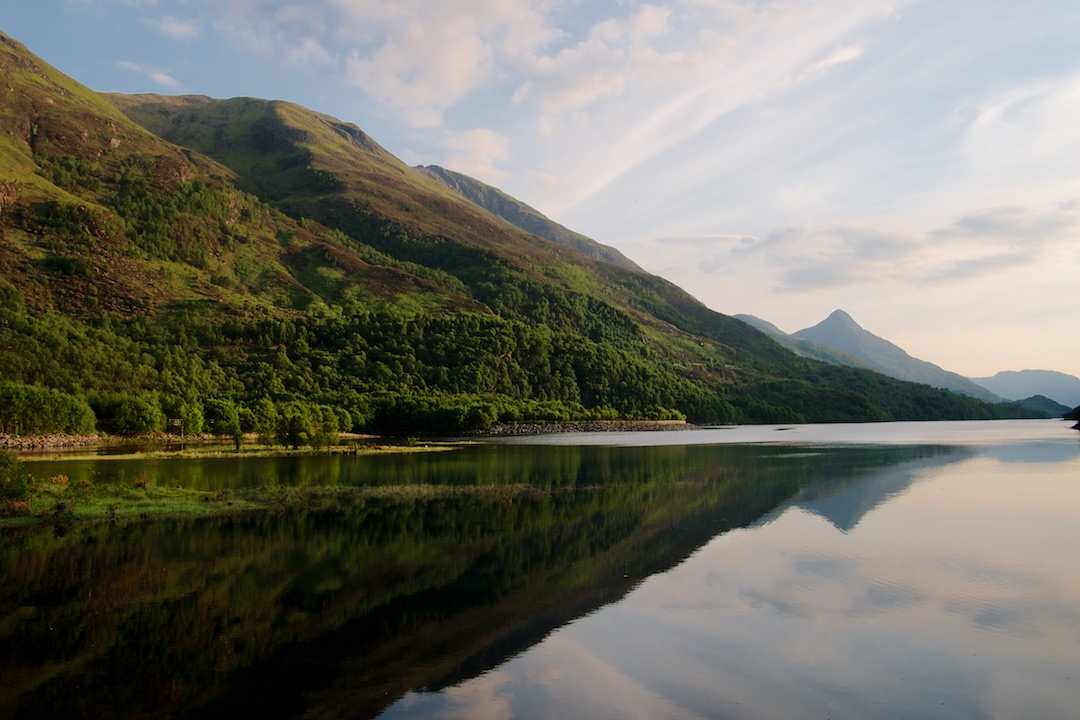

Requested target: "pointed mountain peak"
[
  {"left": 794, "top": 310, "right": 874, "bottom": 351},
  {"left": 792, "top": 310, "right": 1004, "bottom": 402},
  {"left": 821, "top": 309, "right": 859, "bottom": 327}
]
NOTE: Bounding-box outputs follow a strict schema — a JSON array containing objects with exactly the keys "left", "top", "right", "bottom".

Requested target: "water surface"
[{"left": 2, "top": 420, "right": 1077, "bottom": 719}]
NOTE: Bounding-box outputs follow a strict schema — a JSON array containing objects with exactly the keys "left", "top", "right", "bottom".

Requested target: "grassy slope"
[
  {"left": 105, "top": 93, "right": 796, "bottom": 377},
  {"left": 0, "top": 36, "right": 472, "bottom": 320}
]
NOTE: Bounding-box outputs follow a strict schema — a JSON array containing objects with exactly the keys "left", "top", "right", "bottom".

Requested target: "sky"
[{"left": 4, "top": 0, "right": 1080, "bottom": 380}]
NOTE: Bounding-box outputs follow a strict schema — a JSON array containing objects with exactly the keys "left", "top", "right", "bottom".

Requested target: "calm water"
[{"left": 2, "top": 420, "right": 1078, "bottom": 719}]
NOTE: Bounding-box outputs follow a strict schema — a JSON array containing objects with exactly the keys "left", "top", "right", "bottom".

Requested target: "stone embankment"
[
  {"left": 0, "top": 434, "right": 104, "bottom": 450},
  {"left": 472, "top": 420, "right": 697, "bottom": 436}
]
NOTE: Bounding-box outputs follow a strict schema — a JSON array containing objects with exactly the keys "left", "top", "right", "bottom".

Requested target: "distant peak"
[{"left": 811, "top": 309, "right": 862, "bottom": 332}]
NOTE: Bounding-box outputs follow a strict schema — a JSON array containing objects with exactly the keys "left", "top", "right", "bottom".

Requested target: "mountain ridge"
[
  {"left": 413, "top": 164, "right": 643, "bottom": 272},
  {"left": 970, "top": 370, "right": 1080, "bottom": 408},
  {"left": 738, "top": 309, "right": 1004, "bottom": 403},
  {"left": 735, "top": 313, "right": 879, "bottom": 370},
  {"left": 790, "top": 310, "right": 1003, "bottom": 402}
]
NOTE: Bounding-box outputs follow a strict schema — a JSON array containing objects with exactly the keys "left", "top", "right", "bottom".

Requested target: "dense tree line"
[{"left": 0, "top": 280, "right": 1039, "bottom": 439}]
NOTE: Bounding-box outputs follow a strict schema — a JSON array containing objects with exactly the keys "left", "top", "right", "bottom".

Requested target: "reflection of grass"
[
  {"left": 21, "top": 441, "right": 467, "bottom": 464},
  {"left": 2, "top": 477, "right": 534, "bottom": 527}
]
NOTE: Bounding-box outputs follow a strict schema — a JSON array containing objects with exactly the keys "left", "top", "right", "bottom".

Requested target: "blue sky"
[{"left": 5, "top": 1, "right": 1080, "bottom": 380}]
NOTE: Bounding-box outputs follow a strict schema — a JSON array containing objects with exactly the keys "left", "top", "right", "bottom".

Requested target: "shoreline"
[
  {"left": 2, "top": 421, "right": 698, "bottom": 453},
  {"left": 0, "top": 433, "right": 109, "bottom": 451},
  {"left": 465, "top": 420, "right": 697, "bottom": 436}
]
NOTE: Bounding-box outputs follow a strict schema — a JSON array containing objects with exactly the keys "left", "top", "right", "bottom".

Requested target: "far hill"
[
  {"left": 1012, "top": 395, "right": 1072, "bottom": 418},
  {"left": 736, "top": 311, "right": 999, "bottom": 402},
  {"left": 735, "top": 314, "right": 878, "bottom": 370},
  {"left": 970, "top": 370, "right": 1080, "bottom": 408},
  {"left": 791, "top": 310, "right": 1003, "bottom": 403},
  {"left": 414, "top": 165, "right": 642, "bottom": 271}
]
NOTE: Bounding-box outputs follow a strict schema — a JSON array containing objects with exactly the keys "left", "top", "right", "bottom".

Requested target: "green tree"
[
  {"left": 276, "top": 403, "right": 312, "bottom": 449},
  {"left": 309, "top": 404, "right": 341, "bottom": 450},
  {"left": 114, "top": 394, "right": 166, "bottom": 436},
  {"left": 252, "top": 398, "right": 279, "bottom": 446},
  {"left": 163, "top": 397, "right": 205, "bottom": 436},
  {"left": 204, "top": 398, "right": 244, "bottom": 450}
]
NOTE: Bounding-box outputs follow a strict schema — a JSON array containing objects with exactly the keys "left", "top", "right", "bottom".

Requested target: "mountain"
[
  {"left": 791, "top": 310, "right": 1003, "bottom": 403},
  {"left": 0, "top": 29, "right": 1042, "bottom": 436},
  {"left": 970, "top": 370, "right": 1080, "bottom": 408},
  {"left": 735, "top": 314, "right": 878, "bottom": 370},
  {"left": 414, "top": 164, "right": 642, "bottom": 271},
  {"left": 1011, "top": 395, "right": 1072, "bottom": 418}
]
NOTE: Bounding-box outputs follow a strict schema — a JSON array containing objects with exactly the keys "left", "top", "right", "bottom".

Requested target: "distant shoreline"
[{"left": 467, "top": 420, "right": 697, "bottom": 435}]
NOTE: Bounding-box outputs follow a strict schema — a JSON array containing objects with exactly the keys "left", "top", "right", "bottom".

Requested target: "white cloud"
[
  {"left": 147, "top": 15, "right": 200, "bottom": 41},
  {"left": 693, "top": 200, "right": 1080, "bottom": 293},
  {"left": 147, "top": 70, "right": 183, "bottom": 90},
  {"left": 333, "top": 0, "right": 560, "bottom": 127},
  {"left": 117, "top": 60, "right": 182, "bottom": 90},
  {"left": 802, "top": 43, "right": 864, "bottom": 79},
  {"left": 959, "top": 71, "right": 1080, "bottom": 192},
  {"left": 435, "top": 127, "right": 513, "bottom": 185},
  {"left": 286, "top": 36, "right": 334, "bottom": 66}
]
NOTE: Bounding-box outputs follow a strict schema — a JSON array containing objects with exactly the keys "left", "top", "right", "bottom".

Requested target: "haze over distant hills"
[
  {"left": 970, "top": 370, "right": 1080, "bottom": 408},
  {"left": 735, "top": 314, "right": 878, "bottom": 371},
  {"left": 741, "top": 310, "right": 1003, "bottom": 403}
]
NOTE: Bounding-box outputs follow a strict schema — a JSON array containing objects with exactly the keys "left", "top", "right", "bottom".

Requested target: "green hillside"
[{"left": 0, "top": 29, "right": 1041, "bottom": 440}]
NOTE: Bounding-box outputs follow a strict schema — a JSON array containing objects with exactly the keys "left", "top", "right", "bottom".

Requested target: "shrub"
[{"left": 0, "top": 450, "right": 30, "bottom": 501}]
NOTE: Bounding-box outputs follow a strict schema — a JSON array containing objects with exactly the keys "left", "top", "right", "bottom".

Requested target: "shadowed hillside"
[{"left": 414, "top": 164, "right": 643, "bottom": 271}]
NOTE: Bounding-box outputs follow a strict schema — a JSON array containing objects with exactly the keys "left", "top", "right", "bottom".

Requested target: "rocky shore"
[
  {"left": 1, "top": 421, "right": 698, "bottom": 451},
  {"left": 0, "top": 434, "right": 105, "bottom": 450},
  {"left": 469, "top": 420, "right": 698, "bottom": 436}
]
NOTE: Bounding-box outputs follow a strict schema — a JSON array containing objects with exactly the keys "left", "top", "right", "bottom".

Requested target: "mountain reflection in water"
[{"left": 3, "top": 427, "right": 1077, "bottom": 719}]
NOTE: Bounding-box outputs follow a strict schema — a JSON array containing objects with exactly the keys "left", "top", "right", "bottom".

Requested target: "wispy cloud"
[
  {"left": 333, "top": 0, "right": 559, "bottom": 128},
  {"left": 431, "top": 127, "right": 513, "bottom": 185},
  {"left": 806, "top": 44, "right": 864, "bottom": 76},
  {"left": 684, "top": 200, "right": 1080, "bottom": 293},
  {"left": 127, "top": 1, "right": 907, "bottom": 197},
  {"left": 286, "top": 36, "right": 334, "bottom": 67},
  {"left": 146, "top": 15, "right": 200, "bottom": 41},
  {"left": 117, "top": 60, "right": 182, "bottom": 90}
]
